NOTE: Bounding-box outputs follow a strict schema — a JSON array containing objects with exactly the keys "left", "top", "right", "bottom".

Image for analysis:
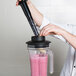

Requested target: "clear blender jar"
[
  {"left": 26, "top": 36, "right": 54, "bottom": 76},
  {"left": 18, "top": 1, "right": 54, "bottom": 76}
]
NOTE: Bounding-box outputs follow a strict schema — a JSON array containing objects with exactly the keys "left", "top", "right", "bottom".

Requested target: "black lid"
[{"left": 26, "top": 36, "right": 51, "bottom": 48}]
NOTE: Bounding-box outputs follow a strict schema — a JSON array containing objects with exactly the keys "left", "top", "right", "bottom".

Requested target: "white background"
[{"left": 0, "top": 0, "right": 76, "bottom": 76}]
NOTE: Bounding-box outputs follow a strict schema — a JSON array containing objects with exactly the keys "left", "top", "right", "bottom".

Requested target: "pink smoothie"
[
  {"left": 30, "top": 55, "right": 39, "bottom": 76},
  {"left": 39, "top": 54, "right": 48, "bottom": 76},
  {"left": 30, "top": 54, "right": 48, "bottom": 76}
]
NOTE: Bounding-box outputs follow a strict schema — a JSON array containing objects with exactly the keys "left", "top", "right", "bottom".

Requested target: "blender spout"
[{"left": 19, "top": 0, "right": 39, "bottom": 36}]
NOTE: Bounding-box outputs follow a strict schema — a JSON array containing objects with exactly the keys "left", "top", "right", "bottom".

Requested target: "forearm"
[
  {"left": 26, "top": 1, "right": 43, "bottom": 27},
  {"left": 61, "top": 30, "right": 76, "bottom": 49}
]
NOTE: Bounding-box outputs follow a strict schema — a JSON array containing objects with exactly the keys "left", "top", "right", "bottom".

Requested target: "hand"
[
  {"left": 16, "top": 0, "right": 29, "bottom": 6},
  {"left": 16, "top": 0, "right": 21, "bottom": 6},
  {"left": 40, "top": 24, "right": 65, "bottom": 36}
]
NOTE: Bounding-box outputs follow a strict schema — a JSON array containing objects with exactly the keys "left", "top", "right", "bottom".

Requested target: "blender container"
[
  {"left": 18, "top": 0, "right": 54, "bottom": 76},
  {"left": 26, "top": 36, "right": 54, "bottom": 76}
]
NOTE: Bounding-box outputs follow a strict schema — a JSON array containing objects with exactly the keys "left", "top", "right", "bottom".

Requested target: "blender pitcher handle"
[{"left": 47, "top": 50, "right": 54, "bottom": 74}]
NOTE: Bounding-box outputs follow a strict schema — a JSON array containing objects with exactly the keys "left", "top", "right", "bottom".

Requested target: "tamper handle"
[{"left": 19, "top": 0, "right": 39, "bottom": 36}]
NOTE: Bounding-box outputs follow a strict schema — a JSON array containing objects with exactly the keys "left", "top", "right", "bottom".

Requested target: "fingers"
[
  {"left": 18, "top": 0, "right": 21, "bottom": 1},
  {"left": 40, "top": 29, "right": 55, "bottom": 36},
  {"left": 40, "top": 25, "right": 51, "bottom": 36},
  {"left": 16, "top": 2, "right": 19, "bottom": 6},
  {"left": 16, "top": 0, "right": 21, "bottom": 6},
  {"left": 44, "top": 31, "right": 56, "bottom": 36},
  {"left": 40, "top": 25, "right": 50, "bottom": 36},
  {"left": 40, "top": 28, "right": 52, "bottom": 36},
  {"left": 40, "top": 24, "right": 56, "bottom": 36},
  {"left": 40, "top": 28, "right": 49, "bottom": 36}
]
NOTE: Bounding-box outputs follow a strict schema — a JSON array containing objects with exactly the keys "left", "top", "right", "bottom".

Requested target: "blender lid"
[{"left": 26, "top": 36, "right": 51, "bottom": 48}]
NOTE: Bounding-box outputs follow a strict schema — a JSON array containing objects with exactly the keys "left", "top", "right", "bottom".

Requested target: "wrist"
[{"left": 60, "top": 29, "right": 68, "bottom": 38}]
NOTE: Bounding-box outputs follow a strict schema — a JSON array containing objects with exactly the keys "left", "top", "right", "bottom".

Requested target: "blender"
[{"left": 18, "top": 0, "right": 54, "bottom": 76}]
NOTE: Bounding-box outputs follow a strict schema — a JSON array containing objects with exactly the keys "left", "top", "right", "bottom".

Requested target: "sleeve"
[{"left": 39, "top": 16, "right": 73, "bottom": 42}]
